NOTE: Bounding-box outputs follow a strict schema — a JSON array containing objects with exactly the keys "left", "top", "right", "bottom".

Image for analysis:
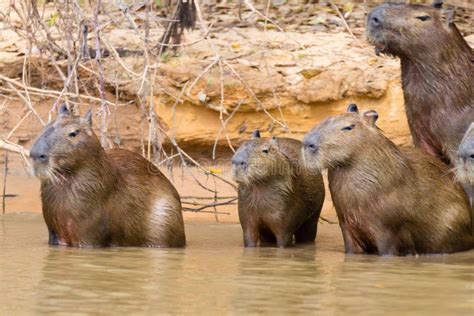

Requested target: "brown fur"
[
  {"left": 303, "top": 104, "right": 473, "bottom": 255},
  {"left": 366, "top": 2, "right": 474, "bottom": 164},
  {"left": 231, "top": 133, "right": 325, "bottom": 248},
  {"left": 30, "top": 106, "right": 185, "bottom": 248}
]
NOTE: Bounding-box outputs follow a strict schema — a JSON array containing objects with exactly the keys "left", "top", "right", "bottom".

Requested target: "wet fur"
[
  {"left": 32, "top": 113, "right": 185, "bottom": 248},
  {"left": 366, "top": 3, "right": 474, "bottom": 164},
  {"left": 232, "top": 137, "right": 325, "bottom": 248},
  {"left": 304, "top": 110, "right": 473, "bottom": 255}
]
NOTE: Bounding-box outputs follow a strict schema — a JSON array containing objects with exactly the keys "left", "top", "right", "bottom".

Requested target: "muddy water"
[{"left": 1, "top": 213, "right": 473, "bottom": 315}]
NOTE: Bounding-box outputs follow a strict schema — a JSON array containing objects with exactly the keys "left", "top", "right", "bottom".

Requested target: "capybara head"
[
  {"left": 455, "top": 123, "right": 474, "bottom": 185},
  {"left": 231, "top": 130, "right": 292, "bottom": 185},
  {"left": 30, "top": 105, "right": 100, "bottom": 182},
  {"left": 366, "top": 1, "right": 458, "bottom": 57},
  {"left": 303, "top": 104, "right": 379, "bottom": 170}
]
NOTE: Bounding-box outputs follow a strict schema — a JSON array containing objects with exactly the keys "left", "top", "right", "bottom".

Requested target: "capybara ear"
[
  {"left": 432, "top": 0, "right": 443, "bottom": 8},
  {"left": 363, "top": 110, "right": 379, "bottom": 126},
  {"left": 84, "top": 108, "right": 93, "bottom": 126},
  {"left": 347, "top": 103, "right": 359, "bottom": 113},
  {"left": 58, "top": 104, "right": 70, "bottom": 117},
  {"left": 441, "top": 7, "right": 456, "bottom": 25},
  {"left": 251, "top": 129, "right": 261, "bottom": 139},
  {"left": 269, "top": 136, "right": 279, "bottom": 152}
]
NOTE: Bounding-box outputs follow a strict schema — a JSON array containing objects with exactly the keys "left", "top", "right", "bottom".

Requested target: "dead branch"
[
  {"left": 182, "top": 197, "right": 237, "bottom": 212},
  {"left": 0, "top": 140, "right": 30, "bottom": 157},
  {"left": 242, "top": 0, "right": 304, "bottom": 49},
  {"left": 319, "top": 217, "right": 337, "bottom": 225},
  {"left": 182, "top": 208, "right": 230, "bottom": 215},
  {"left": 2, "top": 152, "right": 8, "bottom": 214},
  {"left": 0, "top": 74, "right": 122, "bottom": 108},
  {"left": 329, "top": 0, "right": 365, "bottom": 48},
  {"left": 181, "top": 195, "right": 237, "bottom": 200}
]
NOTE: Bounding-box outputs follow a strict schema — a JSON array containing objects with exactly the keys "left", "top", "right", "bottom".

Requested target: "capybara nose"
[
  {"left": 303, "top": 141, "right": 318, "bottom": 154},
  {"left": 30, "top": 150, "right": 48, "bottom": 163},
  {"left": 368, "top": 6, "right": 384, "bottom": 28},
  {"left": 458, "top": 148, "right": 474, "bottom": 161},
  {"left": 231, "top": 158, "right": 247, "bottom": 168},
  {"left": 30, "top": 138, "right": 50, "bottom": 163},
  {"left": 30, "top": 144, "right": 49, "bottom": 163}
]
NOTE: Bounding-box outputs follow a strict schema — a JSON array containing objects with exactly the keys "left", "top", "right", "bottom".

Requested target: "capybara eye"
[
  {"left": 415, "top": 15, "right": 431, "bottom": 21},
  {"left": 341, "top": 124, "right": 355, "bottom": 132},
  {"left": 68, "top": 130, "right": 79, "bottom": 138},
  {"left": 262, "top": 149, "right": 269, "bottom": 154}
]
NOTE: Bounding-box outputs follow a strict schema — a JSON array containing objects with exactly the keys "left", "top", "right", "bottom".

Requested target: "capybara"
[
  {"left": 366, "top": 1, "right": 474, "bottom": 165},
  {"left": 30, "top": 105, "right": 186, "bottom": 247},
  {"left": 302, "top": 104, "right": 473, "bottom": 255},
  {"left": 231, "top": 130, "right": 325, "bottom": 248}
]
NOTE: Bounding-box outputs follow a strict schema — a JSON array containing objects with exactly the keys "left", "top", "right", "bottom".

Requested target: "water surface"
[{"left": 1, "top": 213, "right": 473, "bottom": 315}]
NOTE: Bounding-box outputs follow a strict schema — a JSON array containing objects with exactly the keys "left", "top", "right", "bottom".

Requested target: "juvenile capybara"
[
  {"left": 366, "top": 1, "right": 474, "bottom": 165},
  {"left": 302, "top": 104, "right": 473, "bottom": 255},
  {"left": 231, "top": 130, "right": 325, "bottom": 248},
  {"left": 30, "top": 105, "right": 186, "bottom": 247}
]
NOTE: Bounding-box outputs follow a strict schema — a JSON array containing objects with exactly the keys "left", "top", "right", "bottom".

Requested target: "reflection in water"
[
  {"left": 1, "top": 213, "right": 473, "bottom": 315},
  {"left": 35, "top": 248, "right": 186, "bottom": 314}
]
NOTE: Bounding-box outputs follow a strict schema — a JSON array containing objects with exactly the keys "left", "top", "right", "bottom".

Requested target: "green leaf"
[
  {"left": 309, "top": 16, "right": 327, "bottom": 25},
  {"left": 343, "top": 2, "right": 354, "bottom": 14},
  {"left": 46, "top": 12, "right": 59, "bottom": 27}
]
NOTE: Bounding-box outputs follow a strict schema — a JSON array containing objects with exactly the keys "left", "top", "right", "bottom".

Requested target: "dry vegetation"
[{"left": 0, "top": 0, "right": 472, "bottom": 216}]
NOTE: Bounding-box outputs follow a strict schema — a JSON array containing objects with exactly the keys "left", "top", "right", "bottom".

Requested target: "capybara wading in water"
[
  {"left": 303, "top": 104, "right": 473, "bottom": 255},
  {"left": 366, "top": 1, "right": 473, "bottom": 165},
  {"left": 231, "top": 131, "right": 325, "bottom": 248},
  {"left": 30, "top": 105, "right": 186, "bottom": 247}
]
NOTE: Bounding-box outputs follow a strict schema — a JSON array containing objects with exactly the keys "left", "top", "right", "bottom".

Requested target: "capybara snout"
[
  {"left": 458, "top": 125, "right": 474, "bottom": 162},
  {"left": 456, "top": 123, "right": 474, "bottom": 185},
  {"left": 29, "top": 140, "right": 49, "bottom": 163},
  {"left": 302, "top": 139, "right": 318, "bottom": 155},
  {"left": 366, "top": 4, "right": 384, "bottom": 30}
]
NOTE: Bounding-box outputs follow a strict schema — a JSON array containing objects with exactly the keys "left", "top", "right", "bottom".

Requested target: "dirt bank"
[
  {"left": 1, "top": 29, "right": 411, "bottom": 151},
  {"left": 0, "top": 1, "right": 472, "bottom": 222},
  {"left": 1, "top": 1, "right": 473, "bottom": 153}
]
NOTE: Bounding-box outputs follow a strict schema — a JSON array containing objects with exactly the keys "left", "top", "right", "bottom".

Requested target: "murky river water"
[{"left": 1, "top": 213, "right": 473, "bottom": 315}]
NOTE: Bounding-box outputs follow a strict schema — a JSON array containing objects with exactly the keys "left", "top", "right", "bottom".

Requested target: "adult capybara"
[
  {"left": 30, "top": 105, "right": 186, "bottom": 248},
  {"left": 231, "top": 130, "right": 325, "bottom": 248},
  {"left": 302, "top": 104, "right": 473, "bottom": 255},
  {"left": 366, "top": 1, "right": 474, "bottom": 165}
]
